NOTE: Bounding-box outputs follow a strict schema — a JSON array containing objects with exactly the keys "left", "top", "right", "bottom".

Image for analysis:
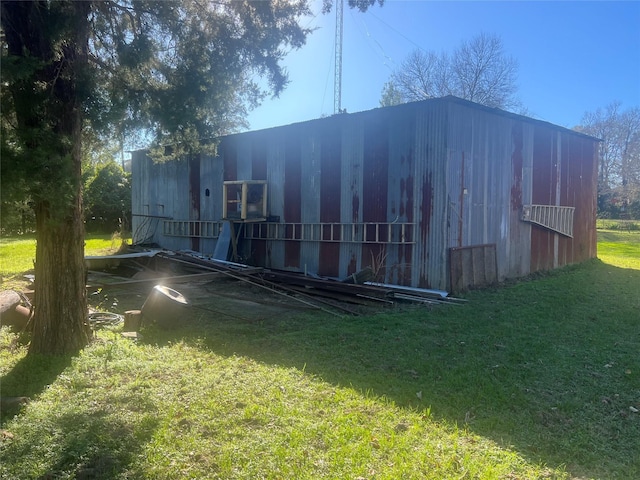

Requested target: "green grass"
[
  {"left": 0, "top": 235, "right": 36, "bottom": 280},
  {"left": 597, "top": 229, "right": 640, "bottom": 269},
  {"left": 595, "top": 218, "right": 639, "bottom": 232},
  {"left": 1, "top": 229, "right": 639, "bottom": 479},
  {"left": 0, "top": 233, "right": 127, "bottom": 286}
]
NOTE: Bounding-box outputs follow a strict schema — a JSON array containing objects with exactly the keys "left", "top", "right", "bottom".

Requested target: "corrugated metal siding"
[
  {"left": 565, "top": 133, "right": 598, "bottom": 262},
  {"left": 360, "top": 111, "right": 389, "bottom": 281},
  {"left": 198, "top": 154, "right": 224, "bottom": 255},
  {"left": 319, "top": 119, "right": 342, "bottom": 277},
  {"left": 528, "top": 124, "right": 597, "bottom": 273},
  {"left": 340, "top": 117, "right": 365, "bottom": 278},
  {"left": 386, "top": 108, "right": 415, "bottom": 285},
  {"left": 413, "top": 101, "right": 449, "bottom": 289},
  {"left": 132, "top": 151, "right": 192, "bottom": 251},
  {"left": 131, "top": 96, "right": 598, "bottom": 290},
  {"left": 509, "top": 123, "right": 531, "bottom": 276},
  {"left": 445, "top": 103, "right": 530, "bottom": 285},
  {"left": 299, "top": 124, "right": 321, "bottom": 274},
  {"left": 531, "top": 124, "right": 555, "bottom": 271},
  {"left": 188, "top": 155, "right": 201, "bottom": 252},
  {"left": 282, "top": 126, "right": 301, "bottom": 268}
]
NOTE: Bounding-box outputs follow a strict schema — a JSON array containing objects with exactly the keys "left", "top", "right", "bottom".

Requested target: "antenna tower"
[{"left": 334, "top": 0, "right": 343, "bottom": 114}]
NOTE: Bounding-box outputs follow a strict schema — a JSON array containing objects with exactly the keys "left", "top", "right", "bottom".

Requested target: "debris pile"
[{"left": 86, "top": 248, "right": 466, "bottom": 317}]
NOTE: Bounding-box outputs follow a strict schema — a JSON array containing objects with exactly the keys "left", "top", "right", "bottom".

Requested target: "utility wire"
[
  {"left": 350, "top": 10, "right": 395, "bottom": 71},
  {"left": 320, "top": 16, "right": 336, "bottom": 117},
  {"left": 368, "top": 10, "right": 428, "bottom": 53}
]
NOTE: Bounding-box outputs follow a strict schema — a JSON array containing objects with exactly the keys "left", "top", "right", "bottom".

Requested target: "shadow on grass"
[
  {"left": 0, "top": 342, "right": 159, "bottom": 479},
  {"left": 0, "top": 351, "right": 71, "bottom": 423},
  {"left": 141, "top": 259, "right": 640, "bottom": 479},
  {"left": 2, "top": 407, "right": 159, "bottom": 479}
]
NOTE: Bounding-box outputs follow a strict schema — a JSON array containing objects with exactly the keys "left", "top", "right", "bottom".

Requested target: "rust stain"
[
  {"left": 510, "top": 124, "right": 523, "bottom": 211},
  {"left": 405, "top": 174, "right": 414, "bottom": 222},
  {"left": 222, "top": 138, "right": 237, "bottom": 181},
  {"left": 347, "top": 253, "right": 357, "bottom": 276},
  {"left": 284, "top": 132, "right": 301, "bottom": 268},
  {"left": 420, "top": 172, "right": 433, "bottom": 243},
  {"left": 189, "top": 155, "right": 200, "bottom": 252},
  {"left": 457, "top": 152, "right": 465, "bottom": 248},
  {"left": 399, "top": 177, "right": 406, "bottom": 218},
  {"left": 352, "top": 191, "right": 360, "bottom": 223}
]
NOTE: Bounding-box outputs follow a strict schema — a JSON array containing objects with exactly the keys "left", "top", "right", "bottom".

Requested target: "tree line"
[
  {"left": 577, "top": 103, "right": 640, "bottom": 219},
  {"left": 1, "top": 160, "right": 130, "bottom": 236}
]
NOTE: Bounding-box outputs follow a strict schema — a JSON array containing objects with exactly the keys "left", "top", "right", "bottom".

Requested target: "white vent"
[{"left": 522, "top": 205, "right": 575, "bottom": 237}]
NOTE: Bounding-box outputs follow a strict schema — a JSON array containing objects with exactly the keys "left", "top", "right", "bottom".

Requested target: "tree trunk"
[
  {"left": 29, "top": 195, "right": 90, "bottom": 355},
  {"left": 1, "top": 1, "right": 92, "bottom": 355},
  {"left": 29, "top": 2, "right": 92, "bottom": 355}
]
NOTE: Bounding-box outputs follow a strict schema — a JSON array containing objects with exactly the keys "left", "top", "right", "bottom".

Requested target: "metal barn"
[{"left": 131, "top": 96, "right": 599, "bottom": 291}]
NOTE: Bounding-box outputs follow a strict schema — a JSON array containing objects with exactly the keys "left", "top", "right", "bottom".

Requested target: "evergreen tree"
[{"left": 1, "top": 0, "right": 315, "bottom": 354}]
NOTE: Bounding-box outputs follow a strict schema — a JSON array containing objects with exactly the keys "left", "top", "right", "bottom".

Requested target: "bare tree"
[
  {"left": 388, "top": 50, "right": 448, "bottom": 102},
  {"left": 578, "top": 102, "right": 640, "bottom": 217},
  {"left": 381, "top": 33, "right": 520, "bottom": 110},
  {"left": 450, "top": 33, "right": 519, "bottom": 109}
]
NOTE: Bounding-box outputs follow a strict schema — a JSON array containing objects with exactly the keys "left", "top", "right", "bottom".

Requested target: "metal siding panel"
[
  {"left": 446, "top": 104, "right": 533, "bottom": 285},
  {"left": 319, "top": 119, "right": 342, "bottom": 277},
  {"left": 413, "top": 101, "right": 448, "bottom": 290},
  {"left": 252, "top": 132, "right": 268, "bottom": 180},
  {"left": 567, "top": 134, "right": 598, "bottom": 263},
  {"left": 530, "top": 125, "right": 555, "bottom": 272},
  {"left": 130, "top": 151, "right": 147, "bottom": 244},
  {"left": 261, "top": 134, "right": 283, "bottom": 269},
  {"left": 222, "top": 137, "right": 237, "bottom": 182},
  {"left": 512, "top": 122, "right": 533, "bottom": 278},
  {"left": 250, "top": 132, "right": 269, "bottom": 267},
  {"left": 340, "top": 118, "right": 364, "bottom": 278},
  {"left": 386, "top": 111, "right": 415, "bottom": 285},
  {"left": 284, "top": 127, "right": 302, "bottom": 268},
  {"left": 300, "top": 126, "right": 321, "bottom": 276},
  {"left": 189, "top": 155, "right": 201, "bottom": 251},
  {"left": 361, "top": 111, "right": 390, "bottom": 281},
  {"left": 468, "top": 115, "right": 486, "bottom": 246},
  {"left": 235, "top": 136, "right": 252, "bottom": 180},
  {"left": 558, "top": 134, "right": 571, "bottom": 265},
  {"left": 199, "top": 155, "right": 223, "bottom": 222}
]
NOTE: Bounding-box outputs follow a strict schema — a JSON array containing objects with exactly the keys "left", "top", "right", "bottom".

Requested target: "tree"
[
  {"left": 0, "top": 1, "right": 309, "bottom": 355},
  {"left": 577, "top": 103, "right": 640, "bottom": 218},
  {"left": 84, "top": 161, "right": 131, "bottom": 234},
  {"left": 379, "top": 80, "right": 406, "bottom": 108},
  {"left": 381, "top": 33, "right": 520, "bottom": 110},
  {"left": 1, "top": 0, "right": 381, "bottom": 355}
]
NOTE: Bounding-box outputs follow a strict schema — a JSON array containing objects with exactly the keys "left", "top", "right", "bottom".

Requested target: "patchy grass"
[
  {"left": 0, "top": 230, "right": 639, "bottom": 479},
  {"left": 0, "top": 334, "right": 563, "bottom": 480}
]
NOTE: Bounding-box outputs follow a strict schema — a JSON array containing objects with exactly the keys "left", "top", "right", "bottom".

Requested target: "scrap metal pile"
[{"left": 87, "top": 249, "right": 466, "bottom": 317}]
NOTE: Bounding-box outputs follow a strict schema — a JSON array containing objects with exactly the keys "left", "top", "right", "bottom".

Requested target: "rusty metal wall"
[
  {"left": 131, "top": 96, "right": 598, "bottom": 290},
  {"left": 529, "top": 125, "right": 598, "bottom": 270},
  {"left": 445, "top": 102, "right": 535, "bottom": 285}
]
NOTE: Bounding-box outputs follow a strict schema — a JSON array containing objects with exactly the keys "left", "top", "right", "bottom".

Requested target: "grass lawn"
[
  {"left": 0, "top": 234, "right": 127, "bottom": 290},
  {"left": 1, "top": 230, "right": 639, "bottom": 479}
]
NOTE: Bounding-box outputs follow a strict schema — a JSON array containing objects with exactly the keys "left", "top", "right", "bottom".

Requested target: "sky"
[{"left": 245, "top": 0, "right": 640, "bottom": 132}]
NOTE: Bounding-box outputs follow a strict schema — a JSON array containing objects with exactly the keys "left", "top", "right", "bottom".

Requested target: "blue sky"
[{"left": 246, "top": 0, "right": 640, "bottom": 131}]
